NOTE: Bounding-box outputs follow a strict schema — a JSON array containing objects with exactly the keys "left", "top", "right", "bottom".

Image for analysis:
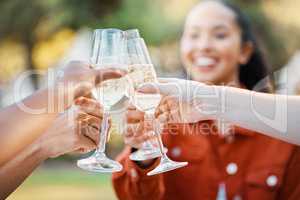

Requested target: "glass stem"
[
  {"left": 142, "top": 112, "right": 155, "bottom": 149},
  {"left": 97, "top": 112, "right": 110, "bottom": 153},
  {"left": 153, "top": 117, "right": 168, "bottom": 159}
]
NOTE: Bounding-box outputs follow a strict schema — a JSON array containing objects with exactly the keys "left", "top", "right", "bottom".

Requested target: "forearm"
[
  {"left": 0, "top": 86, "right": 72, "bottom": 166},
  {"left": 0, "top": 140, "right": 47, "bottom": 199},
  {"left": 221, "top": 86, "right": 300, "bottom": 145}
]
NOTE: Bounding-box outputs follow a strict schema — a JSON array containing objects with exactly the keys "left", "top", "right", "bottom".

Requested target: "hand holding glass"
[{"left": 77, "top": 29, "right": 126, "bottom": 173}]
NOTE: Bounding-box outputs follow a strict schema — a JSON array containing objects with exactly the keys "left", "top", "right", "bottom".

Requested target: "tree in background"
[
  {"left": 1, "top": 0, "right": 300, "bottom": 88},
  {"left": 100, "top": 0, "right": 300, "bottom": 72},
  {"left": 0, "top": 0, "right": 121, "bottom": 89}
]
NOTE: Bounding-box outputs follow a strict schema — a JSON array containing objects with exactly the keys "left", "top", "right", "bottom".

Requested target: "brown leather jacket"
[{"left": 112, "top": 121, "right": 300, "bottom": 200}]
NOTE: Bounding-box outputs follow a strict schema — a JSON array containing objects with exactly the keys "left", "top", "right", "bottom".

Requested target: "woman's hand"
[
  {"left": 38, "top": 97, "right": 105, "bottom": 158},
  {"left": 56, "top": 61, "right": 126, "bottom": 106},
  {"left": 123, "top": 104, "right": 155, "bottom": 149},
  {"left": 0, "top": 61, "right": 121, "bottom": 166},
  {"left": 138, "top": 78, "right": 221, "bottom": 124},
  {"left": 124, "top": 104, "right": 158, "bottom": 167}
]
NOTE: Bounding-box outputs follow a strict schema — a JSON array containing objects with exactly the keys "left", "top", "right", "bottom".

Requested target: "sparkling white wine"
[
  {"left": 92, "top": 78, "right": 128, "bottom": 109},
  {"left": 134, "top": 92, "right": 161, "bottom": 113},
  {"left": 127, "top": 64, "right": 157, "bottom": 89},
  {"left": 92, "top": 64, "right": 160, "bottom": 111},
  {"left": 127, "top": 64, "right": 162, "bottom": 113},
  {"left": 92, "top": 64, "right": 129, "bottom": 110}
]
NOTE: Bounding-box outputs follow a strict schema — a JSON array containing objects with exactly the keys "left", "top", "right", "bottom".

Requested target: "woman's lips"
[{"left": 193, "top": 57, "right": 217, "bottom": 72}]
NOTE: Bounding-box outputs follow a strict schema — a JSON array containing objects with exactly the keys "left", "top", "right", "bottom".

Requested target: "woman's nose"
[{"left": 195, "top": 35, "right": 213, "bottom": 52}]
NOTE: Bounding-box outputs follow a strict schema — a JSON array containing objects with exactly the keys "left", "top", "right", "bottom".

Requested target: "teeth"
[{"left": 195, "top": 57, "right": 216, "bottom": 67}]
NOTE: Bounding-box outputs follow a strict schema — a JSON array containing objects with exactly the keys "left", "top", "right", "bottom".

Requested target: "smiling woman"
[
  {"left": 180, "top": 0, "right": 272, "bottom": 91},
  {"left": 112, "top": 1, "right": 300, "bottom": 200}
]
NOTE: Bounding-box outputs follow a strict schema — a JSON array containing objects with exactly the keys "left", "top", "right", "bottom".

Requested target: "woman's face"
[{"left": 181, "top": 1, "right": 252, "bottom": 85}]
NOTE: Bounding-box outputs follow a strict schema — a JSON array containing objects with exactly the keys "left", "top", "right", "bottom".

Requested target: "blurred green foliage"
[
  {"left": 1, "top": 0, "right": 300, "bottom": 75},
  {"left": 0, "top": 0, "right": 121, "bottom": 39},
  {"left": 0, "top": 0, "right": 121, "bottom": 88},
  {"left": 97, "top": 0, "right": 182, "bottom": 45}
]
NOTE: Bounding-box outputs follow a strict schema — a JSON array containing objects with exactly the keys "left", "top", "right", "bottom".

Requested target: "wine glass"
[
  {"left": 77, "top": 28, "right": 126, "bottom": 173},
  {"left": 124, "top": 35, "right": 164, "bottom": 161},
  {"left": 125, "top": 37, "right": 188, "bottom": 174}
]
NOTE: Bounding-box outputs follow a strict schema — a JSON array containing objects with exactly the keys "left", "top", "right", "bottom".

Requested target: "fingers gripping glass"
[
  {"left": 77, "top": 29, "right": 125, "bottom": 173},
  {"left": 125, "top": 36, "right": 188, "bottom": 175}
]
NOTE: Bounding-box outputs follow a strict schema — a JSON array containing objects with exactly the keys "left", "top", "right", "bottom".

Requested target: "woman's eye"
[
  {"left": 215, "top": 32, "right": 227, "bottom": 39},
  {"left": 189, "top": 32, "right": 200, "bottom": 40}
]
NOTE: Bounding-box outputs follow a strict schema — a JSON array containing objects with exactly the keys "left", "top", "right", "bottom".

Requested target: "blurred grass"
[{"left": 7, "top": 167, "right": 117, "bottom": 200}]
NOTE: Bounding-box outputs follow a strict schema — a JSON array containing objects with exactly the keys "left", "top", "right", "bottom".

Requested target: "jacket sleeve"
[
  {"left": 112, "top": 147, "right": 165, "bottom": 200},
  {"left": 277, "top": 146, "right": 300, "bottom": 200}
]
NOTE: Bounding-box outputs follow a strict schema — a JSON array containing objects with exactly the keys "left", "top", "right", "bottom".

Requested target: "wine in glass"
[
  {"left": 125, "top": 37, "right": 188, "bottom": 175},
  {"left": 125, "top": 36, "right": 165, "bottom": 161},
  {"left": 77, "top": 28, "right": 126, "bottom": 173}
]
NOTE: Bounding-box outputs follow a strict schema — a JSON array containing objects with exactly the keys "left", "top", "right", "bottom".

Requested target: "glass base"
[
  {"left": 77, "top": 152, "right": 123, "bottom": 173},
  {"left": 147, "top": 157, "right": 188, "bottom": 176},
  {"left": 129, "top": 147, "right": 168, "bottom": 161}
]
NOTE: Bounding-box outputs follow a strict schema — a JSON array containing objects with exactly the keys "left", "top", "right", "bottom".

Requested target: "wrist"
[
  {"left": 29, "top": 138, "right": 49, "bottom": 162},
  {"left": 221, "top": 86, "right": 250, "bottom": 121},
  {"left": 34, "top": 131, "right": 55, "bottom": 160},
  {"left": 49, "top": 83, "right": 75, "bottom": 113}
]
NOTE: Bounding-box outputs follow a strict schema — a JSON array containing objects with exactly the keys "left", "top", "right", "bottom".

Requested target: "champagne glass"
[
  {"left": 77, "top": 29, "right": 126, "bottom": 173},
  {"left": 124, "top": 35, "right": 164, "bottom": 161},
  {"left": 126, "top": 37, "right": 188, "bottom": 174}
]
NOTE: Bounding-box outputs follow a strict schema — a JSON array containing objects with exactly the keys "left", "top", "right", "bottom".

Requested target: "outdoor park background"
[{"left": 2, "top": 0, "right": 300, "bottom": 199}]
